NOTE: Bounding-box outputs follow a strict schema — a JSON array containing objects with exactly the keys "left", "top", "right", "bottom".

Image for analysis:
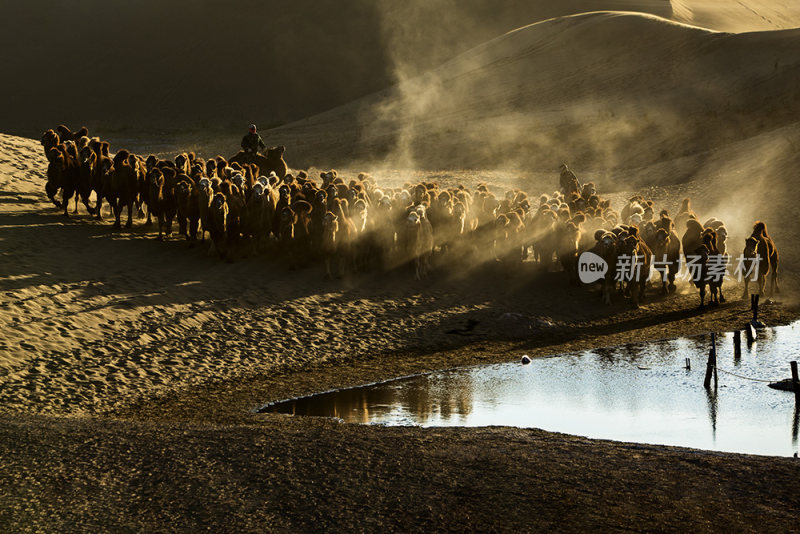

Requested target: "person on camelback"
[
  {"left": 559, "top": 163, "right": 581, "bottom": 195},
  {"left": 241, "top": 124, "right": 266, "bottom": 157}
]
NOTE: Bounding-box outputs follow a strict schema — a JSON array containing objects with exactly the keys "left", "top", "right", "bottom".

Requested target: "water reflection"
[
  {"left": 277, "top": 373, "right": 476, "bottom": 425},
  {"left": 705, "top": 387, "right": 718, "bottom": 441},
  {"left": 263, "top": 321, "right": 800, "bottom": 456}
]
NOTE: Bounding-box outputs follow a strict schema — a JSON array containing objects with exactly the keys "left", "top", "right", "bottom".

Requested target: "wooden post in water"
[
  {"left": 704, "top": 333, "right": 717, "bottom": 389},
  {"left": 791, "top": 361, "right": 799, "bottom": 402},
  {"left": 733, "top": 330, "right": 741, "bottom": 358},
  {"left": 744, "top": 323, "right": 755, "bottom": 345},
  {"left": 752, "top": 294, "right": 765, "bottom": 328},
  {"left": 753, "top": 294, "right": 759, "bottom": 321},
  {"left": 685, "top": 357, "right": 691, "bottom": 370}
]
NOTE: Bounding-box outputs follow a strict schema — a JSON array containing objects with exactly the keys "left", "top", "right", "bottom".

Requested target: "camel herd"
[{"left": 40, "top": 126, "right": 780, "bottom": 308}]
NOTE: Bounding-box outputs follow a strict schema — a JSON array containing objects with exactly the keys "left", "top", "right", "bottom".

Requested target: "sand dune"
[
  {"left": 0, "top": 1, "right": 668, "bottom": 138},
  {"left": 260, "top": 11, "right": 800, "bottom": 172},
  {"left": 3, "top": 3, "right": 800, "bottom": 530},
  {"left": 3, "top": 0, "right": 798, "bottom": 144}
]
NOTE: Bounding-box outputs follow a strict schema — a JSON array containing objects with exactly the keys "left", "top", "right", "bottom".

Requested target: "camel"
[
  {"left": 650, "top": 220, "right": 681, "bottom": 295},
  {"left": 589, "top": 231, "right": 618, "bottom": 305},
  {"left": 742, "top": 221, "right": 779, "bottom": 297}
]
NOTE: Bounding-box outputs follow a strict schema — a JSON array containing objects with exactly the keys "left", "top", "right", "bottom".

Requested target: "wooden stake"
[
  {"left": 752, "top": 294, "right": 765, "bottom": 328},
  {"left": 753, "top": 294, "right": 759, "bottom": 322},
  {"left": 791, "top": 361, "right": 799, "bottom": 401}
]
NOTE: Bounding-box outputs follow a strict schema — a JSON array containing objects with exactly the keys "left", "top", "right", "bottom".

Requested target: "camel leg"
[
  {"left": 46, "top": 182, "right": 62, "bottom": 209},
  {"left": 62, "top": 189, "right": 71, "bottom": 217},
  {"left": 630, "top": 283, "right": 640, "bottom": 308},
  {"left": 82, "top": 194, "right": 95, "bottom": 215},
  {"left": 125, "top": 202, "right": 133, "bottom": 228}
]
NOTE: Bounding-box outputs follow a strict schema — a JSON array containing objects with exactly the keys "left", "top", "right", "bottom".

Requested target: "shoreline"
[{"left": 112, "top": 295, "right": 798, "bottom": 425}]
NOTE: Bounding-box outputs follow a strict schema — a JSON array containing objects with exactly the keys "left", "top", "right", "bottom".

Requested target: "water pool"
[{"left": 262, "top": 321, "right": 800, "bottom": 456}]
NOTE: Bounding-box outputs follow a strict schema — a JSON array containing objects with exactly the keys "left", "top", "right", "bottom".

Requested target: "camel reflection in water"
[{"left": 277, "top": 373, "right": 475, "bottom": 425}]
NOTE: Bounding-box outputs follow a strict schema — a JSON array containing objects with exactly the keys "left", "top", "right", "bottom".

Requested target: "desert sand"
[{"left": 3, "top": 0, "right": 800, "bottom": 531}]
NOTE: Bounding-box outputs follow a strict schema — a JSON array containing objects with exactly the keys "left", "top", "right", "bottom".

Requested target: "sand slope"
[
  {"left": 0, "top": 0, "right": 673, "bottom": 139},
  {"left": 262, "top": 11, "right": 800, "bottom": 171},
  {"left": 673, "top": 0, "right": 800, "bottom": 32},
  {"left": 4, "top": 0, "right": 800, "bottom": 142}
]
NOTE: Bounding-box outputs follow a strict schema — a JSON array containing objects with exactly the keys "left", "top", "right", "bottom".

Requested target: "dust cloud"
[
  {"left": 348, "top": 5, "right": 800, "bottom": 288},
  {"left": 360, "top": 9, "right": 698, "bottom": 184}
]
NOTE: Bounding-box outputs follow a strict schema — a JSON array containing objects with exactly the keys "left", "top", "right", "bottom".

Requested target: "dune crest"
[{"left": 671, "top": 0, "right": 800, "bottom": 32}]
